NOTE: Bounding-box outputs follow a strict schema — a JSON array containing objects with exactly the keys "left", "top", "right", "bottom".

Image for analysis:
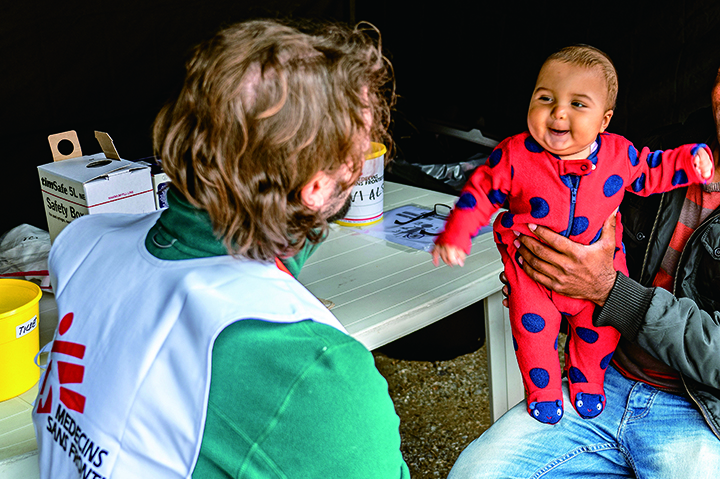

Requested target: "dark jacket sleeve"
[{"left": 595, "top": 272, "right": 720, "bottom": 389}]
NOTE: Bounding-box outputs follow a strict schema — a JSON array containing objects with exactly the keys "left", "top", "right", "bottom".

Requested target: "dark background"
[{"left": 3, "top": 0, "right": 720, "bottom": 234}]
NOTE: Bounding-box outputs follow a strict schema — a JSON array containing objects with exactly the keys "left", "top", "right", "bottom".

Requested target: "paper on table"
[{"left": 362, "top": 204, "right": 492, "bottom": 252}]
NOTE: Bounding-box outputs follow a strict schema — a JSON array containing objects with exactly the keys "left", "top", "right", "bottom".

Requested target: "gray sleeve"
[{"left": 594, "top": 272, "right": 720, "bottom": 388}]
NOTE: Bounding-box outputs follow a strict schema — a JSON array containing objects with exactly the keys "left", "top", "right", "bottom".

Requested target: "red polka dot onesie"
[{"left": 435, "top": 131, "right": 713, "bottom": 424}]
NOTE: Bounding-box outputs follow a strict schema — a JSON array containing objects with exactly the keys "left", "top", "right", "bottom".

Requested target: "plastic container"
[
  {"left": 0, "top": 278, "right": 42, "bottom": 401},
  {"left": 336, "top": 142, "right": 387, "bottom": 227}
]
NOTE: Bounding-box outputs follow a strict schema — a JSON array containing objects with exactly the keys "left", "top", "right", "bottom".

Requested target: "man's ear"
[{"left": 300, "top": 170, "right": 334, "bottom": 211}]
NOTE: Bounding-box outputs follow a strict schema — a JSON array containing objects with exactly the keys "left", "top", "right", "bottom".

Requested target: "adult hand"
[
  {"left": 513, "top": 212, "right": 618, "bottom": 307},
  {"left": 499, "top": 271, "right": 510, "bottom": 308}
]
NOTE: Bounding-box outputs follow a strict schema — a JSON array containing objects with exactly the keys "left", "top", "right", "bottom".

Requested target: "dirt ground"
[
  {"left": 373, "top": 345, "right": 491, "bottom": 478},
  {"left": 371, "top": 307, "right": 492, "bottom": 479},
  {"left": 374, "top": 315, "right": 568, "bottom": 479}
]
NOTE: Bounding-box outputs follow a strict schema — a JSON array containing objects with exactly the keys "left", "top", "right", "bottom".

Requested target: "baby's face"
[{"left": 527, "top": 61, "right": 613, "bottom": 159}]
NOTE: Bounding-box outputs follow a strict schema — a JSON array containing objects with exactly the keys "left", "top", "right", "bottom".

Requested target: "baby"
[{"left": 432, "top": 45, "right": 714, "bottom": 424}]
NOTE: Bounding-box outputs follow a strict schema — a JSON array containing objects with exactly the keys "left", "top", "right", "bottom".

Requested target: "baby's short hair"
[{"left": 545, "top": 45, "right": 618, "bottom": 111}]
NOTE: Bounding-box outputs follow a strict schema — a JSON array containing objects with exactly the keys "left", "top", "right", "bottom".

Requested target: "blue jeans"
[{"left": 449, "top": 366, "right": 720, "bottom": 478}]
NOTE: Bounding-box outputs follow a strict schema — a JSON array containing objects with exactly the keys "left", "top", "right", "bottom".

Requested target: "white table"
[
  {"left": 0, "top": 181, "right": 524, "bottom": 477},
  {"left": 297, "top": 181, "right": 523, "bottom": 421}
]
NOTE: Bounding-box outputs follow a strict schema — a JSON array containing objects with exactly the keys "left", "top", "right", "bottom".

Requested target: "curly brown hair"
[{"left": 153, "top": 19, "right": 394, "bottom": 261}]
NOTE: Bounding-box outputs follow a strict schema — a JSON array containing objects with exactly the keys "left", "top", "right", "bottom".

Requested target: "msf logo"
[{"left": 36, "top": 313, "right": 87, "bottom": 414}]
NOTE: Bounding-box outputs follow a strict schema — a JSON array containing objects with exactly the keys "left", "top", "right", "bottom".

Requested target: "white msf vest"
[{"left": 32, "top": 212, "right": 345, "bottom": 478}]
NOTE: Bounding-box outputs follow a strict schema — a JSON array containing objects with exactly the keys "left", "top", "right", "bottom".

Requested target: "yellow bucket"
[{"left": 0, "top": 279, "right": 42, "bottom": 401}]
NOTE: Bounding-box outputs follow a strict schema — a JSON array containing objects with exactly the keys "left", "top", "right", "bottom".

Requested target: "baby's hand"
[
  {"left": 431, "top": 243, "right": 467, "bottom": 267},
  {"left": 694, "top": 147, "right": 714, "bottom": 181}
]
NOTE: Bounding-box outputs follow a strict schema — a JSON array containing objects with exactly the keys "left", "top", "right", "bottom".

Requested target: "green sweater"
[{"left": 146, "top": 189, "right": 410, "bottom": 478}]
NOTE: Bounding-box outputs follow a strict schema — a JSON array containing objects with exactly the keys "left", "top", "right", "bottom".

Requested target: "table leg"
[{"left": 484, "top": 290, "right": 524, "bottom": 423}]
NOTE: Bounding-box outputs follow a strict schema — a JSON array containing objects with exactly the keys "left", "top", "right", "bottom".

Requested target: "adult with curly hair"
[{"left": 33, "top": 19, "right": 408, "bottom": 478}]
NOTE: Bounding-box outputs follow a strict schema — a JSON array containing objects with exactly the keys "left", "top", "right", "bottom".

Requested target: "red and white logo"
[{"left": 36, "top": 312, "right": 87, "bottom": 414}]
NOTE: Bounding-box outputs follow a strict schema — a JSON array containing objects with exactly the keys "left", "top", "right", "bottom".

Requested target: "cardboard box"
[
  {"left": 151, "top": 171, "right": 171, "bottom": 210},
  {"left": 38, "top": 131, "right": 156, "bottom": 242},
  {"left": 136, "top": 157, "right": 172, "bottom": 210}
]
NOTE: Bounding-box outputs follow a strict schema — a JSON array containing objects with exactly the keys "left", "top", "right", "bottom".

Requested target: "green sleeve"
[{"left": 193, "top": 320, "right": 410, "bottom": 478}]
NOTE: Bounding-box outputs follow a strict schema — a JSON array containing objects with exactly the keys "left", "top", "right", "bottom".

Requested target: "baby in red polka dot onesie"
[{"left": 432, "top": 45, "right": 714, "bottom": 424}]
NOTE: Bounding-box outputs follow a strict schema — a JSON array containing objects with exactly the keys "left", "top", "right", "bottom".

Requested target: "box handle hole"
[{"left": 87, "top": 159, "right": 112, "bottom": 168}]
